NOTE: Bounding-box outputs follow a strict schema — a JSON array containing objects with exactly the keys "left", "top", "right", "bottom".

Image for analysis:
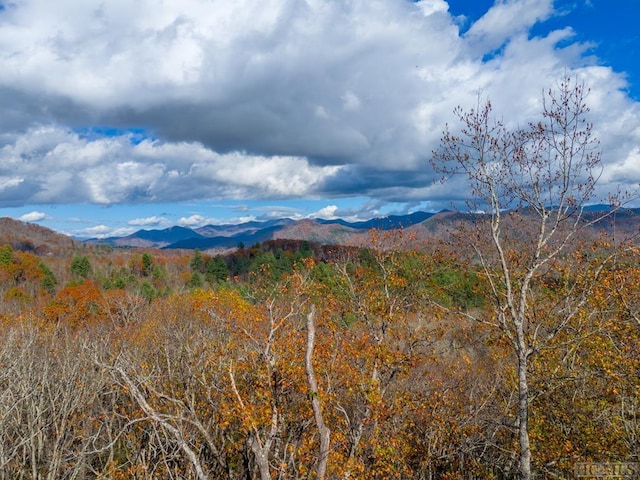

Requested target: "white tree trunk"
[{"left": 305, "top": 305, "right": 331, "bottom": 480}]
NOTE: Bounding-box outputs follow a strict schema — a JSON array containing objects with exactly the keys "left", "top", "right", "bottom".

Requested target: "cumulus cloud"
[
  {"left": 464, "top": 0, "right": 555, "bottom": 54},
  {"left": 18, "top": 211, "right": 47, "bottom": 222},
  {"left": 178, "top": 215, "right": 214, "bottom": 227},
  {"left": 78, "top": 225, "right": 136, "bottom": 239},
  {"left": 176, "top": 213, "right": 263, "bottom": 228},
  {"left": 128, "top": 216, "right": 169, "bottom": 227},
  {"left": 602, "top": 147, "right": 640, "bottom": 184},
  {"left": 82, "top": 225, "right": 112, "bottom": 236},
  {"left": 311, "top": 205, "right": 340, "bottom": 219},
  {"left": 0, "top": 126, "right": 340, "bottom": 205},
  {"left": 0, "top": 0, "right": 637, "bottom": 211}
]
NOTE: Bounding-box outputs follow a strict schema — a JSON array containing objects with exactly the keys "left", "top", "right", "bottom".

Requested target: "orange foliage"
[{"left": 44, "top": 279, "right": 105, "bottom": 327}]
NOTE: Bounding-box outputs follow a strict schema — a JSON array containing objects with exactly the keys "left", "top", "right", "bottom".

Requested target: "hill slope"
[{"left": 0, "top": 217, "right": 78, "bottom": 255}]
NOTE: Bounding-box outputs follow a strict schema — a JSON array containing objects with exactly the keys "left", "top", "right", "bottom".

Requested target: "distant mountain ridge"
[
  {"left": 134, "top": 226, "right": 205, "bottom": 244},
  {"left": 87, "top": 212, "right": 437, "bottom": 250},
  {"left": 317, "top": 211, "right": 434, "bottom": 230},
  {"left": 86, "top": 207, "right": 640, "bottom": 251},
  {"left": 4, "top": 206, "right": 634, "bottom": 253}
]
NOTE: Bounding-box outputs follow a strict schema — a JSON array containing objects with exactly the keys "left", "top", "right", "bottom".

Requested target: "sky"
[{"left": 0, "top": 0, "right": 639, "bottom": 238}]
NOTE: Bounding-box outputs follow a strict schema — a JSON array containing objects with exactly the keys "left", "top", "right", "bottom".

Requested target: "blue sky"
[
  {"left": 0, "top": 0, "right": 639, "bottom": 238},
  {"left": 448, "top": 0, "right": 640, "bottom": 98}
]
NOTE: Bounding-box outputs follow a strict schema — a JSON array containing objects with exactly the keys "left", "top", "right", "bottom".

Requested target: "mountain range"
[
  {"left": 1, "top": 207, "right": 638, "bottom": 254},
  {"left": 86, "top": 211, "right": 437, "bottom": 250},
  {"left": 84, "top": 207, "right": 640, "bottom": 251}
]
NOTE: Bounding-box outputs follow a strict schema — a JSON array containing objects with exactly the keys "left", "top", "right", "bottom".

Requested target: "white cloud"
[
  {"left": 75, "top": 224, "right": 136, "bottom": 239},
  {"left": 83, "top": 225, "right": 112, "bottom": 235},
  {"left": 311, "top": 205, "right": 339, "bottom": 219},
  {"left": 416, "top": 0, "right": 449, "bottom": 17},
  {"left": 18, "top": 211, "right": 47, "bottom": 222},
  {"left": 0, "top": 0, "right": 636, "bottom": 211},
  {"left": 108, "top": 227, "right": 137, "bottom": 237},
  {"left": 128, "top": 216, "right": 169, "bottom": 227},
  {"left": 0, "top": 126, "right": 342, "bottom": 205},
  {"left": 464, "top": 0, "right": 555, "bottom": 54},
  {"left": 601, "top": 147, "right": 640, "bottom": 183},
  {"left": 0, "top": 177, "right": 24, "bottom": 191},
  {"left": 178, "top": 215, "right": 212, "bottom": 227}
]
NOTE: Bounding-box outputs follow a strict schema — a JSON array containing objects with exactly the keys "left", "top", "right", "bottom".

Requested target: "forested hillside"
[{"left": 0, "top": 226, "right": 638, "bottom": 479}]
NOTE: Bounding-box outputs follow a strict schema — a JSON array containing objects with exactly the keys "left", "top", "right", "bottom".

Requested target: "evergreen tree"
[{"left": 70, "top": 255, "right": 92, "bottom": 280}]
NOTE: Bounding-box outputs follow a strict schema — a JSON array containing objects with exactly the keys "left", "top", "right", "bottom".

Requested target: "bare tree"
[
  {"left": 305, "top": 305, "right": 331, "bottom": 480},
  {"left": 0, "top": 323, "right": 108, "bottom": 480},
  {"left": 432, "top": 77, "right": 628, "bottom": 479},
  {"left": 108, "top": 359, "right": 210, "bottom": 480}
]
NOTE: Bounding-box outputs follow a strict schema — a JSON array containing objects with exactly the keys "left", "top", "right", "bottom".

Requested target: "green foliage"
[
  {"left": 299, "top": 240, "right": 312, "bottom": 258},
  {"left": 141, "top": 253, "right": 153, "bottom": 277},
  {"left": 0, "top": 245, "right": 13, "bottom": 266},
  {"left": 311, "top": 261, "right": 350, "bottom": 305},
  {"left": 152, "top": 264, "right": 166, "bottom": 283},
  {"left": 223, "top": 240, "right": 320, "bottom": 281},
  {"left": 139, "top": 281, "right": 157, "bottom": 302},
  {"left": 250, "top": 251, "right": 278, "bottom": 279},
  {"left": 248, "top": 247, "right": 300, "bottom": 282},
  {"left": 430, "top": 265, "right": 484, "bottom": 310},
  {"left": 4, "top": 286, "right": 31, "bottom": 303},
  {"left": 70, "top": 255, "right": 92, "bottom": 280},
  {"left": 188, "top": 271, "right": 203, "bottom": 289},
  {"left": 205, "top": 256, "right": 228, "bottom": 284},
  {"left": 190, "top": 249, "right": 204, "bottom": 272},
  {"left": 358, "top": 247, "right": 380, "bottom": 272},
  {"left": 103, "top": 267, "right": 138, "bottom": 290},
  {"left": 227, "top": 252, "right": 251, "bottom": 279},
  {"left": 39, "top": 262, "right": 58, "bottom": 295}
]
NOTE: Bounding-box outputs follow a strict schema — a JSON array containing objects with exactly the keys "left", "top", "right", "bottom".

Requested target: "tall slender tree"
[{"left": 433, "top": 77, "right": 627, "bottom": 479}]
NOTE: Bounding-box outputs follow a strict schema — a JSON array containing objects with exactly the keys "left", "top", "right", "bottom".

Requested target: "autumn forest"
[{"left": 1, "top": 79, "right": 639, "bottom": 480}]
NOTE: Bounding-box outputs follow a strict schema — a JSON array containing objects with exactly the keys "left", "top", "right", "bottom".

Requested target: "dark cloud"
[{"left": 0, "top": 0, "right": 638, "bottom": 209}]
